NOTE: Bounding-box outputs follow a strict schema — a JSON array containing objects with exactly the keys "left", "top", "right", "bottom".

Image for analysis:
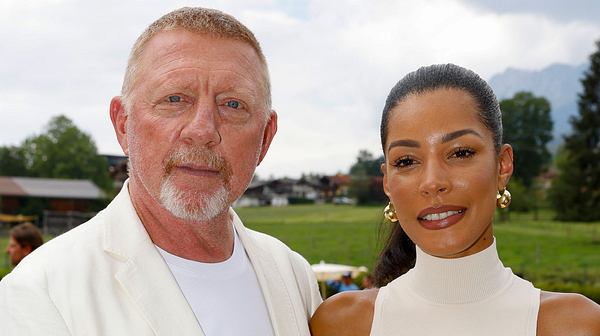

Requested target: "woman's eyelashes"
[
  {"left": 390, "top": 147, "right": 477, "bottom": 169},
  {"left": 448, "top": 147, "right": 476, "bottom": 160},
  {"left": 392, "top": 155, "right": 418, "bottom": 168}
]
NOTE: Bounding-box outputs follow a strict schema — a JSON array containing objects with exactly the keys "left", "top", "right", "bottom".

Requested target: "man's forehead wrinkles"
[{"left": 152, "top": 68, "right": 260, "bottom": 93}]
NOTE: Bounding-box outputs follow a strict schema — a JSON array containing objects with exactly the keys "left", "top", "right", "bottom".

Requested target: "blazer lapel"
[
  {"left": 232, "top": 210, "right": 301, "bottom": 336},
  {"left": 104, "top": 183, "right": 204, "bottom": 336},
  {"left": 114, "top": 247, "right": 204, "bottom": 336}
]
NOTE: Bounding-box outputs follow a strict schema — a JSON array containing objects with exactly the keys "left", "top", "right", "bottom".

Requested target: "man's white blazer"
[{"left": 0, "top": 182, "right": 322, "bottom": 335}]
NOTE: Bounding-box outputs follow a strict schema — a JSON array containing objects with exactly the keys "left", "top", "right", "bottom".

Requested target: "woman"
[{"left": 310, "top": 64, "right": 600, "bottom": 335}]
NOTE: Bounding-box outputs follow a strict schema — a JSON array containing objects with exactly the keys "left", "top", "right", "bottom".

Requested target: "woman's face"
[{"left": 382, "top": 88, "right": 513, "bottom": 258}]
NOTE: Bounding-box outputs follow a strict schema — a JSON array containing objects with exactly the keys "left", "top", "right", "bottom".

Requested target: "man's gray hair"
[{"left": 121, "top": 7, "right": 271, "bottom": 114}]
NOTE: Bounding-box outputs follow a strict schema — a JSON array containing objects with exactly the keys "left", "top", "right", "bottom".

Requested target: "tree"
[
  {"left": 500, "top": 91, "right": 553, "bottom": 188},
  {"left": 349, "top": 150, "right": 384, "bottom": 176},
  {"left": 550, "top": 40, "right": 600, "bottom": 221},
  {"left": 0, "top": 146, "right": 27, "bottom": 176},
  {"left": 20, "top": 115, "right": 113, "bottom": 193},
  {"left": 348, "top": 149, "right": 386, "bottom": 204}
]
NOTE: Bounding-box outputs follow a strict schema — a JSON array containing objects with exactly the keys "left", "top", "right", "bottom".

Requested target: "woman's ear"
[
  {"left": 497, "top": 144, "right": 514, "bottom": 189},
  {"left": 382, "top": 162, "right": 391, "bottom": 197}
]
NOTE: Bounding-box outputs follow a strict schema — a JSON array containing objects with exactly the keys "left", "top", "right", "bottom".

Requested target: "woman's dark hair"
[{"left": 373, "top": 64, "right": 503, "bottom": 287}]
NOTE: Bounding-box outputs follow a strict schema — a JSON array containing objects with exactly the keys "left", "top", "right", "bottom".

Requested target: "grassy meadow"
[
  {"left": 237, "top": 205, "right": 600, "bottom": 299},
  {"left": 1, "top": 205, "right": 599, "bottom": 299}
]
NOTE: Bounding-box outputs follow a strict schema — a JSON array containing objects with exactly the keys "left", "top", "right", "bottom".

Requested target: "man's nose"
[{"left": 180, "top": 100, "right": 221, "bottom": 147}]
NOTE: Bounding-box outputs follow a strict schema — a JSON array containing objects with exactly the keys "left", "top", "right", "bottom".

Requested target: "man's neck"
[{"left": 128, "top": 180, "right": 234, "bottom": 263}]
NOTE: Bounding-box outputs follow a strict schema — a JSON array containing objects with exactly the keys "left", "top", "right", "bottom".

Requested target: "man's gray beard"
[{"left": 159, "top": 176, "right": 229, "bottom": 222}]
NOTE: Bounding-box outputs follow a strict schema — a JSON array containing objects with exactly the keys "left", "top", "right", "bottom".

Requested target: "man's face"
[
  {"left": 6, "top": 236, "right": 30, "bottom": 266},
  {"left": 113, "top": 30, "right": 276, "bottom": 221}
]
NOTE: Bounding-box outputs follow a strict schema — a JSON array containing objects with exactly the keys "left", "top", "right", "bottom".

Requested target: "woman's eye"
[
  {"left": 393, "top": 156, "right": 416, "bottom": 168},
  {"left": 451, "top": 148, "right": 476, "bottom": 159},
  {"left": 225, "top": 100, "right": 241, "bottom": 109},
  {"left": 167, "top": 95, "right": 182, "bottom": 103}
]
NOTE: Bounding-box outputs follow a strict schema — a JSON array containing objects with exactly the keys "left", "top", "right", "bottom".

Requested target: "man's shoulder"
[{"left": 40, "top": 209, "right": 107, "bottom": 253}]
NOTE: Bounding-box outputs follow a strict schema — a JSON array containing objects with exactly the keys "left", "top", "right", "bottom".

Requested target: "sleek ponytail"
[{"left": 373, "top": 221, "right": 415, "bottom": 287}]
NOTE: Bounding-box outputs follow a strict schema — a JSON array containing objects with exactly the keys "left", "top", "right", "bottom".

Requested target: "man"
[
  {"left": 326, "top": 271, "right": 359, "bottom": 293},
  {"left": 0, "top": 7, "right": 321, "bottom": 335},
  {"left": 5, "top": 222, "right": 43, "bottom": 267}
]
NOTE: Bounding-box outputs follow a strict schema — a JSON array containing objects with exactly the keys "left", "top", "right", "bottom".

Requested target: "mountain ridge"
[{"left": 488, "top": 62, "right": 587, "bottom": 150}]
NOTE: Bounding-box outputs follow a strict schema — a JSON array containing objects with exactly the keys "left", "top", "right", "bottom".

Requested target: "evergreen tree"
[{"left": 550, "top": 40, "right": 600, "bottom": 221}]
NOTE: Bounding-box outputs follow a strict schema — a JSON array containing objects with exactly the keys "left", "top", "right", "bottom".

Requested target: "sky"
[{"left": 1, "top": 0, "right": 599, "bottom": 179}]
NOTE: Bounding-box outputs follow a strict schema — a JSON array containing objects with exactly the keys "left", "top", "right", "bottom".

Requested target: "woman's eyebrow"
[
  {"left": 387, "top": 129, "right": 483, "bottom": 152},
  {"left": 441, "top": 128, "right": 482, "bottom": 143},
  {"left": 388, "top": 139, "right": 420, "bottom": 151}
]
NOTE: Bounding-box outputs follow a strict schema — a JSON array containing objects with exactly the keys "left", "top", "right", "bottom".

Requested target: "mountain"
[{"left": 488, "top": 63, "right": 587, "bottom": 150}]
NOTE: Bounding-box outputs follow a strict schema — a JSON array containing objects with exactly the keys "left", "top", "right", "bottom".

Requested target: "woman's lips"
[{"left": 417, "top": 205, "right": 467, "bottom": 230}]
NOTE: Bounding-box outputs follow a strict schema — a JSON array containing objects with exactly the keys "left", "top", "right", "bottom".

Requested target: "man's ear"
[
  {"left": 497, "top": 144, "right": 514, "bottom": 190},
  {"left": 257, "top": 111, "right": 278, "bottom": 166},
  {"left": 23, "top": 245, "right": 33, "bottom": 255},
  {"left": 110, "top": 96, "right": 129, "bottom": 156}
]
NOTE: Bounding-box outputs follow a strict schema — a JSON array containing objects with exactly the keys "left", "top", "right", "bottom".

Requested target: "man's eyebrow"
[
  {"left": 387, "top": 139, "right": 420, "bottom": 152},
  {"left": 441, "top": 128, "right": 482, "bottom": 143}
]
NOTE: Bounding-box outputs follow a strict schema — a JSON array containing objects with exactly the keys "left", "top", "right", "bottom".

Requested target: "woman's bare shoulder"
[
  {"left": 310, "top": 289, "right": 379, "bottom": 336},
  {"left": 537, "top": 290, "right": 600, "bottom": 336}
]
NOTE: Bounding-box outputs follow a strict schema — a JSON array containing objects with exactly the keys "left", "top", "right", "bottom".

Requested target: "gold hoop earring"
[
  {"left": 496, "top": 188, "right": 511, "bottom": 209},
  {"left": 384, "top": 202, "right": 399, "bottom": 222}
]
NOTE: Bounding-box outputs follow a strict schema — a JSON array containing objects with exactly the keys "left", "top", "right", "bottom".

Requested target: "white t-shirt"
[{"left": 157, "top": 231, "right": 274, "bottom": 336}]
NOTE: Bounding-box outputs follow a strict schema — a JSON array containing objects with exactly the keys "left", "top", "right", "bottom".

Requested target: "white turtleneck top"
[{"left": 370, "top": 240, "right": 540, "bottom": 336}]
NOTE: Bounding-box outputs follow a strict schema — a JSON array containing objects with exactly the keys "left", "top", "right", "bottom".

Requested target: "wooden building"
[{"left": 0, "top": 176, "right": 105, "bottom": 214}]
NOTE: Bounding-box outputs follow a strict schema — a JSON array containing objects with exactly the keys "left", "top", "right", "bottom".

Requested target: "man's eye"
[
  {"left": 168, "top": 95, "right": 182, "bottom": 103},
  {"left": 226, "top": 100, "right": 241, "bottom": 109}
]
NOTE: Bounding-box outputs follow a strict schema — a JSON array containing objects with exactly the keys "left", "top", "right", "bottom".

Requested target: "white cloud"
[{"left": 1, "top": 0, "right": 599, "bottom": 178}]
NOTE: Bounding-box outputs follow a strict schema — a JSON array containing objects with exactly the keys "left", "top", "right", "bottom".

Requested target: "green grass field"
[
  {"left": 236, "top": 205, "right": 600, "bottom": 299},
  {"left": 2, "top": 205, "right": 599, "bottom": 299}
]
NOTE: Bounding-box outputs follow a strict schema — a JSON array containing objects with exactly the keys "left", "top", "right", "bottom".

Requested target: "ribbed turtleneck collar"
[{"left": 408, "top": 239, "right": 512, "bottom": 304}]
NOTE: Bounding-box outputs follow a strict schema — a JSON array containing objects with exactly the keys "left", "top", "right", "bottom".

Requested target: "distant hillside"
[{"left": 488, "top": 63, "right": 587, "bottom": 150}]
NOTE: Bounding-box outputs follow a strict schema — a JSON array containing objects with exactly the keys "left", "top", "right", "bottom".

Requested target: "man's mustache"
[{"left": 163, "top": 147, "right": 231, "bottom": 182}]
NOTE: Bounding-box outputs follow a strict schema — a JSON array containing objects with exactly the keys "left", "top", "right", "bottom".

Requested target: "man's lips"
[
  {"left": 417, "top": 205, "right": 467, "bottom": 230},
  {"left": 172, "top": 163, "right": 221, "bottom": 177}
]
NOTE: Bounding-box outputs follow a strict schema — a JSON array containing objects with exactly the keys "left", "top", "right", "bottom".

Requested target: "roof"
[{"left": 0, "top": 176, "right": 104, "bottom": 199}]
